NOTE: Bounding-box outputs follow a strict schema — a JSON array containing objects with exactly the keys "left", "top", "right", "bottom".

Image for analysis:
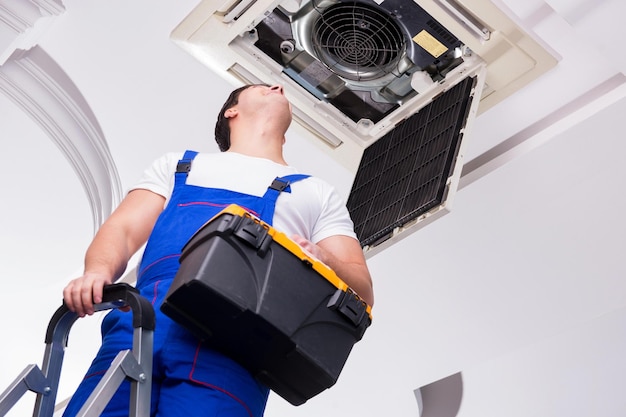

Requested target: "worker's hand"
[
  {"left": 63, "top": 272, "right": 114, "bottom": 317},
  {"left": 291, "top": 235, "right": 327, "bottom": 265},
  {"left": 292, "top": 234, "right": 374, "bottom": 306}
]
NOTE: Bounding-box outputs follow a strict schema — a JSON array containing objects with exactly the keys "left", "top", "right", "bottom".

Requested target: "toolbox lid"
[{"left": 196, "top": 204, "right": 373, "bottom": 320}]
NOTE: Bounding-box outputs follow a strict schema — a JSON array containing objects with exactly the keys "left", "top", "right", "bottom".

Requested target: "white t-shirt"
[{"left": 131, "top": 151, "right": 357, "bottom": 244}]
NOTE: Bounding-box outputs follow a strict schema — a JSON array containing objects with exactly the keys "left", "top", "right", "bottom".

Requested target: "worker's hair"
[{"left": 214, "top": 84, "right": 267, "bottom": 152}]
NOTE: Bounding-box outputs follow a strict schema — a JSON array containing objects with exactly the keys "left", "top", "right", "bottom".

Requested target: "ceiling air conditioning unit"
[{"left": 172, "top": 0, "right": 556, "bottom": 256}]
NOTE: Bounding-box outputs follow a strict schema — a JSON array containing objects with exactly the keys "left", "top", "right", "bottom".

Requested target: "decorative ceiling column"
[{"left": 0, "top": 0, "right": 122, "bottom": 232}]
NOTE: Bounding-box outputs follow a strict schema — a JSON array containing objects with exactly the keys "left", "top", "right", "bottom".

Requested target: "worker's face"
[{"left": 236, "top": 84, "right": 292, "bottom": 119}]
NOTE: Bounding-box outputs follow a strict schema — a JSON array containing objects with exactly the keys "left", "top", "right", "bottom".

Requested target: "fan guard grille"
[{"left": 312, "top": 2, "right": 406, "bottom": 81}]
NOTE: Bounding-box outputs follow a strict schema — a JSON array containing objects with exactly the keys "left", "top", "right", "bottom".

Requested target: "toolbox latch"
[
  {"left": 233, "top": 216, "right": 273, "bottom": 256},
  {"left": 327, "top": 288, "right": 367, "bottom": 327}
]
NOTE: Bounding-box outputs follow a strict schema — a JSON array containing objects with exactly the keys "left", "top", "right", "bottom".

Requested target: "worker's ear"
[{"left": 224, "top": 108, "right": 238, "bottom": 119}]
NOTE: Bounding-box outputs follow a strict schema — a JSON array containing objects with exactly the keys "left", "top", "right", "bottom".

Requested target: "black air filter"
[{"left": 347, "top": 76, "right": 476, "bottom": 247}]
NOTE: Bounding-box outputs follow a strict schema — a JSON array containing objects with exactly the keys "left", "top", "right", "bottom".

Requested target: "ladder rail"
[
  {"left": 33, "top": 306, "right": 80, "bottom": 417},
  {"left": 0, "top": 365, "right": 49, "bottom": 416},
  {"left": 0, "top": 283, "right": 155, "bottom": 417}
]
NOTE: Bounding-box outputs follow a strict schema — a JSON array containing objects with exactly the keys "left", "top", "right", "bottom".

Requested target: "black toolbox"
[{"left": 161, "top": 204, "right": 372, "bottom": 405}]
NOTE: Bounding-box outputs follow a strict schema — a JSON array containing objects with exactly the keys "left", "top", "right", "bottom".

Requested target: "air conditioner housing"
[{"left": 172, "top": 0, "right": 556, "bottom": 256}]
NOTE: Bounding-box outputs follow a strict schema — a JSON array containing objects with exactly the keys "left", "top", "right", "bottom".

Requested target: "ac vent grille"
[
  {"left": 312, "top": 2, "right": 406, "bottom": 81},
  {"left": 347, "top": 76, "right": 476, "bottom": 247},
  {"left": 426, "top": 19, "right": 457, "bottom": 45}
]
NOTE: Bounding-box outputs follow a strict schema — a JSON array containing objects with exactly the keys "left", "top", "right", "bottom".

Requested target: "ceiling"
[{"left": 1, "top": 0, "right": 625, "bottom": 416}]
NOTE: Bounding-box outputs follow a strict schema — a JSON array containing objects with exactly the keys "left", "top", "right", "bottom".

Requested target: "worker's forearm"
[
  {"left": 293, "top": 234, "right": 374, "bottom": 306},
  {"left": 64, "top": 224, "right": 132, "bottom": 316},
  {"left": 83, "top": 222, "right": 132, "bottom": 281},
  {"left": 324, "top": 257, "right": 374, "bottom": 306},
  {"left": 64, "top": 189, "right": 165, "bottom": 316}
]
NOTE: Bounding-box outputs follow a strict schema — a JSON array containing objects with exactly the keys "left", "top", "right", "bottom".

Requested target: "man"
[{"left": 62, "top": 84, "right": 374, "bottom": 416}]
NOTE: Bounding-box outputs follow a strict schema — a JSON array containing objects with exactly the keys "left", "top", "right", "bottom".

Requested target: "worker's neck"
[
  {"left": 230, "top": 114, "right": 291, "bottom": 165},
  {"left": 228, "top": 135, "right": 287, "bottom": 166}
]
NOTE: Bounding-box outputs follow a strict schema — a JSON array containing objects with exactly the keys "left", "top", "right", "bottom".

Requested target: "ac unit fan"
[{"left": 254, "top": 0, "right": 465, "bottom": 127}]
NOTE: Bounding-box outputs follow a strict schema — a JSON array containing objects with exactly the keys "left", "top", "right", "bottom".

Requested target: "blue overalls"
[{"left": 63, "top": 150, "right": 309, "bottom": 417}]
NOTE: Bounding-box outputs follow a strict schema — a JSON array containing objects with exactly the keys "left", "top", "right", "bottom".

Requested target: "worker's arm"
[
  {"left": 292, "top": 235, "right": 374, "bottom": 306},
  {"left": 63, "top": 189, "right": 166, "bottom": 317}
]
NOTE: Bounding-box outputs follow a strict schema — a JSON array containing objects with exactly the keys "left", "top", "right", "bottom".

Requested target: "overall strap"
[
  {"left": 261, "top": 174, "right": 310, "bottom": 222},
  {"left": 175, "top": 150, "right": 199, "bottom": 186}
]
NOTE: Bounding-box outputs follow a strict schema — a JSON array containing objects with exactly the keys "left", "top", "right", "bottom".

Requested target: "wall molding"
[
  {"left": 0, "top": 0, "right": 64, "bottom": 63},
  {"left": 0, "top": 46, "right": 122, "bottom": 231}
]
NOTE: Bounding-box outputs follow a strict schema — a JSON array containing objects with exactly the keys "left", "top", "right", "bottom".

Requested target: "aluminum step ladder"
[{"left": 0, "top": 283, "right": 155, "bottom": 417}]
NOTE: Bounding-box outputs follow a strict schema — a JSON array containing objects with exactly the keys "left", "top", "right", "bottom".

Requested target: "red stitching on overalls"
[
  {"left": 83, "top": 368, "right": 106, "bottom": 380},
  {"left": 177, "top": 202, "right": 228, "bottom": 208},
  {"left": 177, "top": 202, "right": 260, "bottom": 217},
  {"left": 188, "top": 342, "right": 254, "bottom": 417},
  {"left": 137, "top": 254, "right": 180, "bottom": 279},
  {"left": 152, "top": 280, "right": 160, "bottom": 305}
]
